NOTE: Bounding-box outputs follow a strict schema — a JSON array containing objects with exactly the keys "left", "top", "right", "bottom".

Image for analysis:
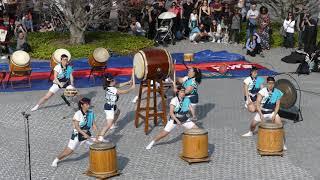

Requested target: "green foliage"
[{"left": 28, "top": 32, "right": 154, "bottom": 59}]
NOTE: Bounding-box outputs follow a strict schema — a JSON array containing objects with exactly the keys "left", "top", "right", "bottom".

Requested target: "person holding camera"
[{"left": 302, "top": 12, "right": 318, "bottom": 54}]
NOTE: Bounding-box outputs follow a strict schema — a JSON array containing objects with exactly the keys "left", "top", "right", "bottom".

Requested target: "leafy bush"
[{"left": 28, "top": 32, "right": 154, "bottom": 59}]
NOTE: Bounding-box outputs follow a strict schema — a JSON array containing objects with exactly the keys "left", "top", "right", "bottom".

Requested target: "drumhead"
[
  {"left": 52, "top": 49, "right": 71, "bottom": 63},
  {"left": 11, "top": 50, "right": 30, "bottom": 67},
  {"left": 259, "top": 122, "right": 283, "bottom": 129},
  {"left": 90, "top": 142, "right": 115, "bottom": 150},
  {"left": 183, "top": 128, "right": 208, "bottom": 135},
  {"left": 133, "top": 51, "right": 147, "bottom": 80},
  {"left": 93, "top": 47, "right": 110, "bottom": 63},
  {"left": 163, "top": 49, "right": 173, "bottom": 79}
]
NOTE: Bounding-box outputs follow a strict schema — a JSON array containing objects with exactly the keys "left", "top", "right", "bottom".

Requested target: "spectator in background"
[
  {"left": 182, "top": 0, "right": 194, "bottom": 37},
  {"left": 14, "top": 23, "right": 31, "bottom": 52},
  {"left": 283, "top": 12, "right": 295, "bottom": 48},
  {"left": 257, "top": 6, "right": 270, "bottom": 50},
  {"left": 199, "top": 0, "right": 211, "bottom": 32},
  {"left": 168, "top": 1, "right": 183, "bottom": 40},
  {"left": 246, "top": 2, "right": 259, "bottom": 42},
  {"left": 190, "top": 23, "right": 210, "bottom": 44},
  {"left": 237, "top": 0, "right": 246, "bottom": 22},
  {"left": 189, "top": 9, "right": 199, "bottom": 32},
  {"left": 210, "top": 0, "right": 222, "bottom": 21},
  {"left": 246, "top": 34, "right": 261, "bottom": 57},
  {"left": 303, "top": 12, "right": 318, "bottom": 54},
  {"left": 210, "top": 19, "right": 222, "bottom": 43},
  {"left": 22, "top": 11, "right": 34, "bottom": 32},
  {"left": 130, "top": 16, "right": 146, "bottom": 36},
  {"left": 294, "top": 4, "right": 307, "bottom": 50},
  {"left": 230, "top": 7, "right": 241, "bottom": 44}
]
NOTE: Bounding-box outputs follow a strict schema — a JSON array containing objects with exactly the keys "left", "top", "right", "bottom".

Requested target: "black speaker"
[{"left": 279, "top": 106, "right": 302, "bottom": 123}]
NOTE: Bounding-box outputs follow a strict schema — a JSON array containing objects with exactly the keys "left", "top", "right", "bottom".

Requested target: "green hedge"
[{"left": 28, "top": 32, "right": 154, "bottom": 59}]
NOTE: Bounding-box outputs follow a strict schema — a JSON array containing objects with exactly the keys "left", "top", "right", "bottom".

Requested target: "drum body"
[
  {"left": 9, "top": 50, "right": 31, "bottom": 76},
  {"left": 88, "top": 47, "right": 109, "bottom": 67},
  {"left": 184, "top": 53, "right": 194, "bottom": 62},
  {"left": 133, "top": 48, "right": 173, "bottom": 81},
  {"left": 89, "top": 142, "right": 118, "bottom": 175},
  {"left": 64, "top": 88, "right": 78, "bottom": 97},
  {"left": 182, "top": 128, "right": 208, "bottom": 159},
  {"left": 257, "top": 123, "right": 284, "bottom": 153},
  {"left": 50, "top": 49, "right": 71, "bottom": 69}
]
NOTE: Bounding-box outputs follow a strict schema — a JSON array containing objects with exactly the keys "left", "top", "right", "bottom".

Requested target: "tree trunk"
[{"left": 69, "top": 24, "right": 85, "bottom": 44}]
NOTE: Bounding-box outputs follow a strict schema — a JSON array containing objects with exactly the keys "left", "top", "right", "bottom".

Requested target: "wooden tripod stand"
[{"left": 134, "top": 79, "right": 167, "bottom": 134}]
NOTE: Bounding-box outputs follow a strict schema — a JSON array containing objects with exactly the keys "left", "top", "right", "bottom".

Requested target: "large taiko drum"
[
  {"left": 88, "top": 142, "right": 118, "bottom": 176},
  {"left": 50, "top": 49, "right": 71, "bottom": 69},
  {"left": 9, "top": 50, "right": 31, "bottom": 76},
  {"left": 88, "top": 47, "right": 110, "bottom": 67},
  {"left": 133, "top": 48, "right": 173, "bottom": 81},
  {"left": 257, "top": 123, "right": 284, "bottom": 153},
  {"left": 182, "top": 128, "right": 208, "bottom": 159}
]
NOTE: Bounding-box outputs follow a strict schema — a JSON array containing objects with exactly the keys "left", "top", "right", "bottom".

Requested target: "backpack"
[{"left": 296, "top": 61, "right": 310, "bottom": 75}]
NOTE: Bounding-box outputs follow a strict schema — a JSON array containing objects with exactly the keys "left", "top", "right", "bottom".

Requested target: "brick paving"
[{"left": 1, "top": 42, "right": 320, "bottom": 179}]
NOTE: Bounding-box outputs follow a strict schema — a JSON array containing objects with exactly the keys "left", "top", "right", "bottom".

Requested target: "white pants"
[
  {"left": 254, "top": 112, "right": 280, "bottom": 122},
  {"left": 164, "top": 119, "right": 195, "bottom": 132},
  {"left": 49, "top": 84, "right": 60, "bottom": 94},
  {"left": 67, "top": 136, "right": 95, "bottom": 150}
]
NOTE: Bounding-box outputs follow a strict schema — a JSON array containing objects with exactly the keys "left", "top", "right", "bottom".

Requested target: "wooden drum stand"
[{"left": 134, "top": 79, "right": 167, "bottom": 134}]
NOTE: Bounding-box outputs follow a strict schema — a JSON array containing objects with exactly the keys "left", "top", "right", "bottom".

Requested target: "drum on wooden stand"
[
  {"left": 50, "top": 49, "right": 71, "bottom": 69},
  {"left": 9, "top": 50, "right": 31, "bottom": 76},
  {"left": 181, "top": 128, "right": 210, "bottom": 163},
  {"left": 133, "top": 48, "right": 173, "bottom": 81},
  {"left": 257, "top": 122, "right": 284, "bottom": 156},
  {"left": 88, "top": 47, "right": 109, "bottom": 67},
  {"left": 87, "top": 142, "right": 120, "bottom": 178}
]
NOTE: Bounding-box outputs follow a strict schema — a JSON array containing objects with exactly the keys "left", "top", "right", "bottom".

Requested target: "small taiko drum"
[
  {"left": 88, "top": 142, "right": 118, "bottom": 176},
  {"left": 50, "top": 49, "right": 71, "bottom": 69},
  {"left": 257, "top": 122, "right": 284, "bottom": 154},
  {"left": 88, "top": 47, "right": 110, "bottom": 67},
  {"left": 63, "top": 86, "right": 78, "bottom": 97},
  {"left": 182, "top": 128, "right": 208, "bottom": 159},
  {"left": 133, "top": 48, "right": 173, "bottom": 81},
  {"left": 184, "top": 53, "right": 194, "bottom": 62},
  {"left": 9, "top": 50, "right": 31, "bottom": 76}
]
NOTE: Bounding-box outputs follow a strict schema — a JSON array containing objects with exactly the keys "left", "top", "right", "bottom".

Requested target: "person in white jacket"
[{"left": 283, "top": 12, "right": 295, "bottom": 48}]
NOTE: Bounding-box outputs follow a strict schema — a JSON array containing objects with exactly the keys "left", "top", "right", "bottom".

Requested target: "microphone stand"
[{"left": 22, "top": 112, "right": 32, "bottom": 180}]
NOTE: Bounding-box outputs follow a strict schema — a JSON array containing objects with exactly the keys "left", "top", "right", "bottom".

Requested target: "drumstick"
[
  {"left": 173, "top": 59, "right": 176, "bottom": 93},
  {"left": 132, "top": 68, "right": 135, "bottom": 88}
]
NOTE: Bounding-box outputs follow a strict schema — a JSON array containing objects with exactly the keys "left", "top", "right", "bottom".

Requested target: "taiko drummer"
[
  {"left": 146, "top": 86, "right": 198, "bottom": 150},
  {"left": 31, "top": 54, "right": 74, "bottom": 111},
  {"left": 242, "top": 77, "right": 287, "bottom": 150},
  {"left": 51, "top": 98, "right": 97, "bottom": 167},
  {"left": 97, "top": 73, "right": 135, "bottom": 142}
]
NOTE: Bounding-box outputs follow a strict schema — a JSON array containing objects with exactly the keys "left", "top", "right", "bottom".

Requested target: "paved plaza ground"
[{"left": 1, "top": 41, "right": 320, "bottom": 179}]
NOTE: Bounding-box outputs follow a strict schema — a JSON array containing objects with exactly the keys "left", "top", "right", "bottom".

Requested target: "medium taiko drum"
[
  {"left": 50, "top": 49, "right": 71, "bottom": 69},
  {"left": 9, "top": 50, "right": 31, "bottom": 76},
  {"left": 257, "top": 122, "right": 284, "bottom": 153},
  {"left": 184, "top": 53, "right": 194, "bottom": 62},
  {"left": 88, "top": 47, "right": 110, "bottom": 67},
  {"left": 133, "top": 48, "right": 173, "bottom": 81},
  {"left": 182, "top": 128, "right": 208, "bottom": 159},
  {"left": 88, "top": 142, "right": 118, "bottom": 176}
]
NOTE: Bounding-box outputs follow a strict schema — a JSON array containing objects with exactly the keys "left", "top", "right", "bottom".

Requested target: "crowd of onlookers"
[
  {"left": 0, "top": 0, "right": 319, "bottom": 57},
  {"left": 124, "top": 0, "right": 319, "bottom": 57}
]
